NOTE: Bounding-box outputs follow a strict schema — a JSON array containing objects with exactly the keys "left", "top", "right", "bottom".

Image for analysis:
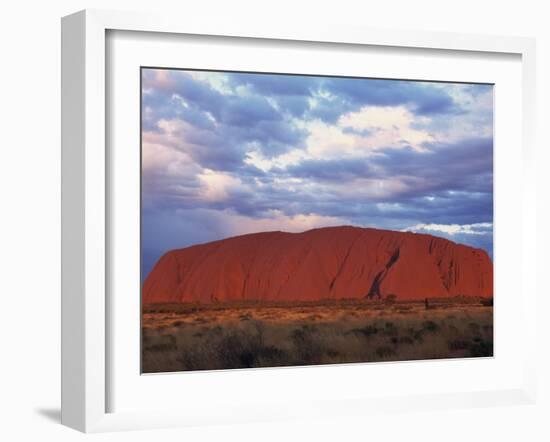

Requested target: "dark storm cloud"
[
  {"left": 304, "top": 82, "right": 459, "bottom": 124},
  {"left": 241, "top": 183, "right": 493, "bottom": 227},
  {"left": 285, "top": 158, "right": 374, "bottom": 181},
  {"left": 276, "top": 96, "right": 312, "bottom": 118},
  {"left": 219, "top": 95, "right": 281, "bottom": 126},
  {"left": 372, "top": 138, "right": 494, "bottom": 194},
  {"left": 227, "top": 72, "right": 462, "bottom": 124},
  {"left": 226, "top": 73, "right": 318, "bottom": 118},
  {"left": 142, "top": 70, "right": 308, "bottom": 163},
  {"left": 278, "top": 137, "right": 493, "bottom": 196},
  {"left": 227, "top": 72, "right": 318, "bottom": 96},
  {"left": 321, "top": 78, "right": 459, "bottom": 116},
  {"left": 222, "top": 120, "right": 307, "bottom": 156}
]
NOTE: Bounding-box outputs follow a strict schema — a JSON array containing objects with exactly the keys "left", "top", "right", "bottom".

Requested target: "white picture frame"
[{"left": 61, "top": 9, "right": 537, "bottom": 433}]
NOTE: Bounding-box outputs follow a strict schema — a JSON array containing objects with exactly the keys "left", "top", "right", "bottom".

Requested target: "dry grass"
[{"left": 142, "top": 299, "right": 493, "bottom": 373}]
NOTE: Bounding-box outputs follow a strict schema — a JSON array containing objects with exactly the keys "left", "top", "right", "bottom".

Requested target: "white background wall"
[{"left": 0, "top": 1, "right": 547, "bottom": 440}]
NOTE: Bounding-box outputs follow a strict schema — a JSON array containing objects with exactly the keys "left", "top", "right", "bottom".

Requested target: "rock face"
[{"left": 142, "top": 226, "right": 493, "bottom": 304}]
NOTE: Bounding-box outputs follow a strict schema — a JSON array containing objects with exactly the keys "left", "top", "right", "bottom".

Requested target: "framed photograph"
[
  {"left": 61, "top": 9, "right": 537, "bottom": 432},
  {"left": 140, "top": 66, "right": 496, "bottom": 374}
]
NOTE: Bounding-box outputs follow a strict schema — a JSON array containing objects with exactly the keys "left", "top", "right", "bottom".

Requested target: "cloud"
[
  {"left": 302, "top": 120, "right": 360, "bottom": 159},
  {"left": 220, "top": 94, "right": 281, "bottom": 126},
  {"left": 334, "top": 79, "right": 459, "bottom": 115},
  {"left": 227, "top": 72, "right": 464, "bottom": 124},
  {"left": 414, "top": 83, "right": 493, "bottom": 143},
  {"left": 226, "top": 73, "right": 318, "bottom": 118},
  {"left": 404, "top": 222, "right": 493, "bottom": 236},
  {"left": 141, "top": 69, "right": 494, "bottom": 276},
  {"left": 197, "top": 169, "right": 248, "bottom": 202},
  {"left": 222, "top": 209, "right": 347, "bottom": 235},
  {"left": 402, "top": 222, "right": 494, "bottom": 259},
  {"left": 227, "top": 72, "right": 318, "bottom": 96},
  {"left": 313, "top": 78, "right": 460, "bottom": 122},
  {"left": 267, "top": 136, "right": 493, "bottom": 205},
  {"left": 285, "top": 158, "right": 373, "bottom": 182},
  {"left": 370, "top": 138, "right": 493, "bottom": 195},
  {"left": 142, "top": 69, "right": 309, "bottom": 163},
  {"left": 276, "top": 95, "right": 312, "bottom": 117},
  {"left": 339, "top": 105, "right": 434, "bottom": 151}
]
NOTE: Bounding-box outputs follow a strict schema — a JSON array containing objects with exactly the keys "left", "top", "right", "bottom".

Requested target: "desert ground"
[{"left": 141, "top": 297, "right": 493, "bottom": 373}]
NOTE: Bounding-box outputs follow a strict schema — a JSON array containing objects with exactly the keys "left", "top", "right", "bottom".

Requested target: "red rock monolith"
[{"left": 142, "top": 226, "right": 493, "bottom": 304}]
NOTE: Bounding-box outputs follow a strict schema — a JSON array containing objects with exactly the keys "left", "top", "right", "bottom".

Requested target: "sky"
[{"left": 141, "top": 68, "right": 493, "bottom": 280}]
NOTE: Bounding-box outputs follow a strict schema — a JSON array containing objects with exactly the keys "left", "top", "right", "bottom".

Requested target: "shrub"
[
  {"left": 480, "top": 298, "right": 494, "bottom": 307},
  {"left": 448, "top": 339, "right": 469, "bottom": 351},
  {"left": 290, "top": 327, "right": 322, "bottom": 364},
  {"left": 325, "top": 349, "right": 340, "bottom": 358},
  {"left": 348, "top": 325, "right": 379, "bottom": 337},
  {"left": 468, "top": 322, "right": 481, "bottom": 333},
  {"left": 470, "top": 339, "right": 493, "bottom": 357},
  {"left": 146, "top": 342, "right": 177, "bottom": 353},
  {"left": 375, "top": 346, "right": 396, "bottom": 358},
  {"left": 256, "top": 345, "right": 286, "bottom": 363},
  {"left": 383, "top": 322, "right": 398, "bottom": 337},
  {"left": 413, "top": 330, "right": 425, "bottom": 342},
  {"left": 422, "top": 320, "right": 440, "bottom": 332}
]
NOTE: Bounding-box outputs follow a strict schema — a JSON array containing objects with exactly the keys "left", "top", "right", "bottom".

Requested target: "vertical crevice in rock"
[
  {"left": 367, "top": 248, "right": 400, "bottom": 298},
  {"left": 329, "top": 233, "right": 363, "bottom": 293}
]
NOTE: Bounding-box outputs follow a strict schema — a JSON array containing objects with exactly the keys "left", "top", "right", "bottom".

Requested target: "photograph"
[{"left": 140, "top": 67, "right": 494, "bottom": 373}]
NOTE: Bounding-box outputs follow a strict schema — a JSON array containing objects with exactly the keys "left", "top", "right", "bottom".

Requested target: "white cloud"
[
  {"left": 186, "top": 71, "right": 232, "bottom": 95},
  {"left": 142, "top": 140, "right": 198, "bottom": 179},
  {"left": 339, "top": 105, "right": 434, "bottom": 151},
  {"left": 404, "top": 222, "right": 493, "bottom": 236},
  {"left": 222, "top": 209, "right": 348, "bottom": 235},
  {"left": 148, "top": 119, "right": 194, "bottom": 150},
  {"left": 305, "top": 120, "right": 360, "bottom": 158},
  {"left": 245, "top": 106, "right": 428, "bottom": 173},
  {"left": 197, "top": 169, "right": 246, "bottom": 202},
  {"left": 426, "top": 84, "right": 493, "bottom": 143},
  {"left": 249, "top": 105, "right": 438, "bottom": 170},
  {"left": 243, "top": 147, "right": 307, "bottom": 172}
]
